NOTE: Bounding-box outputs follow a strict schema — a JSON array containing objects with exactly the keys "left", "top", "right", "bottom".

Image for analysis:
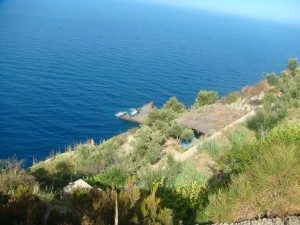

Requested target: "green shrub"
[
  {"left": 277, "top": 74, "right": 300, "bottom": 107},
  {"left": 162, "top": 96, "right": 186, "bottom": 115},
  {"left": 87, "top": 166, "right": 130, "bottom": 189},
  {"left": 265, "top": 73, "right": 279, "bottom": 86},
  {"left": 31, "top": 137, "right": 124, "bottom": 189},
  {"left": 144, "top": 98, "right": 188, "bottom": 142},
  {"left": 248, "top": 60, "right": 299, "bottom": 138},
  {"left": 132, "top": 126, "right": 165, "bottom": 164},
  {"left": 167, "top": 122, "right": 194, "bottom": 142},
  {"left": 180, "top": 128, "right": 194, "bottom": 142},
  {"left": 75, "top": 137, "right": 122, "bottom": 174},
  {"left": 247, "top": 105, "right": 287, "bottom": 138},
  {"left": 137, "top": 168, "right": 165, "bottom": 190},
  {"left": 163, "top": 156, "right": 183, "bottom": 185},
  {"left": 140, "top": 184, "right": 173, "bottom": 225},
  {"left": 158, "top": 180, "right": 207, "bottom": 225},
  {"left": 223, "top": 91, "right": 240, "bottom": 104},
  {"left": 168, "top": 122, "right": 184, "bottom": 140},
  {"left": 137, "top": 155, "right": 182, "bottom": 190},
  {"left": 287, "top": 58, "right": 298, "bottom": 76},
  {"left": 262, "top": 92, "right": 278, "bottom": 107},
  {"left": 145, "top": 108, "right": 176, "bottom": 126},
  {"left": 193, "top": 90, "right": 219, "bottom": 109}
]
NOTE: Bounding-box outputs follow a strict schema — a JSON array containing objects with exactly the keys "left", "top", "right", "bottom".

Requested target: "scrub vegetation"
[{"left": 1, "top": 59, "right": 299, "bottom": 224}]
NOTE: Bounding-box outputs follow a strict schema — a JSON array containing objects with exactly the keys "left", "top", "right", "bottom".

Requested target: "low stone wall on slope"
[{"left": 212, "top": 216, "right": 300, "bottom": 225}]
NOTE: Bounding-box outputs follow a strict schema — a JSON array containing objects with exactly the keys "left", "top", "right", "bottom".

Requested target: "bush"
[
  {"left": 247, "top": 105, "right": 287, "bottom": 138},
  {"left": 74, "top": 137, "right": 122, "bottom": 174},
  {"left": 136, "top": 168, "right": 165, "bottom": 191},
  {"left": 180, "top": 128, "right": 194, "bottom": 142},
  {"left": 158, "top": 180, "right": 207, "bottom": 225},
  {"left": 162, "top": 97, "right": 186, "bottom": 115},
  {"left": 144, "top": 98, "right": 188, "bottom": 143},
  {"left": 167, "top": 122, "right": 194, "bottom": 141},
  {"left": 140, "top": 184, "right": 173, "bottom": 225},
  {"left": 287, "top": 58, "right": 298, "bottom": 76},
  {"left": 193, "top": 90, "right": 218, "bottom": 109},
  {"left": 277, "top": 74, "right": 300, "bottom": 107},
  {"left": 167, "top": 122, "right": 185, "bottom": 140},
  {"left": 87, "top": 166, "right": 130, "bottom": 189},
  {"left": 262, "top": 92, "right": 278, "bottom": 108},
  {"left": 223, "top": 91, "right": 240, "bottom": 104},
  {"left": 132, "top": 126, "right": 165, "bottom": 164},
  {"left": 265, "top": 73, "right": 278, "bottom": 86},
  {"left": 145, "top": 108, "right": 176, "bottom": 126}
]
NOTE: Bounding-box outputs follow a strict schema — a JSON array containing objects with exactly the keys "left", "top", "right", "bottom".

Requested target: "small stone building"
[{"left": 176, "top": 103, "right": 247, "bottom": 137}]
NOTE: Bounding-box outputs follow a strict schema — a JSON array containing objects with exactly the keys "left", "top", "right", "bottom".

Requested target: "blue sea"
[{"left": 1, "top": 0, "right": 300, "bottom": 165}]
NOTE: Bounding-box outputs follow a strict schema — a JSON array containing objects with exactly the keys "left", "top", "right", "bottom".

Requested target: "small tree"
[
  {"left": 262, "top": 92, "right": 280, "bottom": 109},
  {"left": 140, "top": 184, "right": 173, "bottom": 225},
  {"left": 265, "top": 73, "right": 278, "bottom": 86},
  {"left": 168, "top": 122, "right": 184, "bottom": 140},
  {"left": 145, "top": 108, "right": 176, "bottom": 126},
  {"left": 180, "top": 128, "right": 194, "bottom": 142},
  {"left": 132, "top": 126, "right": 165, "bottom": 164},
  {"left": 193, "top": 90, "right": 218, "bottom": 109},
  {"left": 287, "top": 58, "right": 298, "bottom": 76},
  {"left": 162, "top": 97, "right": 186, "bottom": 115}
]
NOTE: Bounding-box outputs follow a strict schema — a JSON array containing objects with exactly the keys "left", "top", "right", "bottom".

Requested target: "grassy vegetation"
[
  {"left": 199, "top": 140, "right": 223, "bottom": 155},
  {"left": 1, "top": 59, "right": 299, "bottom": 224},
  {"left": 201, "top": 58, "right": 300, "bottom": 223},
  {"left": 247, "top": 58, "right": 300, "bottom": 138},
  {"left": 205, "top": 123, "right": 300, "bottom": 222}
]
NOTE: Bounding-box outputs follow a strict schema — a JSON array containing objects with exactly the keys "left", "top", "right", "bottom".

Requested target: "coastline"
[{"left": 31, "top": 79, "right": 268, "bottom": 169}]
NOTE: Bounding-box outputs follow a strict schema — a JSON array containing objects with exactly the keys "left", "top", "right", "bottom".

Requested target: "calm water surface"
[{"left": 0, "top": 0, "right": 300, "bottom": 165}]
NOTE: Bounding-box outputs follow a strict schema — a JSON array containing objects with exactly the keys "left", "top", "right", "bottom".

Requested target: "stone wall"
[{"left": 212, "top": 216, "right": 300, "bottom": 225}]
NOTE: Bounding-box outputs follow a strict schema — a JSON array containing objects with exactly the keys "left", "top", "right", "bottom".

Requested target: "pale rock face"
[{"left": 63, "top": 179, "right": 92, "bottom": 194}]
